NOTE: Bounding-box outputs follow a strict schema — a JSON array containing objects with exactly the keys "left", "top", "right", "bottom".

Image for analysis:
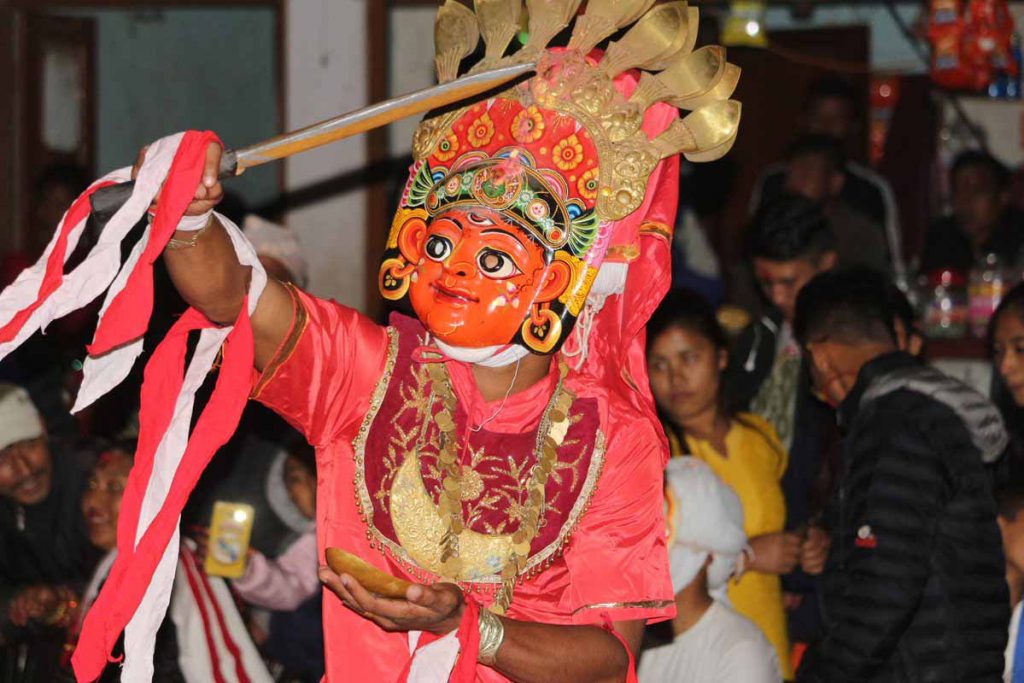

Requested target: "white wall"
[
  {"left": 284, "top": 0, "right": 367, "bottom": 307},
  {"left": 389, "top": 6, "right": 436, "bottom": 158},
  {"left": 54, "top": 7, "right": 280, "bottom": 210}
]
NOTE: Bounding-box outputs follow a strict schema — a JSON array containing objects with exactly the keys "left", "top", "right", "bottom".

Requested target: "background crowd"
[{"left": 1, "top": 49, "right": 1024, "bottom": 683}]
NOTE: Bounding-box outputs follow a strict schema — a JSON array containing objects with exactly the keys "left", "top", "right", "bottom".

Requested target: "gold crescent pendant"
[{"left": 390, "top": 450, "right": 515, "bottom": 583}]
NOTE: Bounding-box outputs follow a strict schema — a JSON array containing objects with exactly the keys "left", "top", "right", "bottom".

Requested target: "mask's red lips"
[{"left": 432, "top": 282, "right": 480, "bottom": 304}]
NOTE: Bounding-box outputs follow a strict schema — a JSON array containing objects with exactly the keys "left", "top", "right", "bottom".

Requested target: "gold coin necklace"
[{"left": 423, "top": 360, "right": 574, "bottom": 612}]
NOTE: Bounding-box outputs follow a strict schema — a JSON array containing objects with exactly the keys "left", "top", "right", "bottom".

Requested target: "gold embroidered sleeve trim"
[
  {"left": 639, "top": 221, "right": 672, "bottom": 242},
  {"left": 571, "top": 599, "right": 675, "bottom": 616},
  {"left": 352, "top": 327, "right": 400, "bottom": 551},
  {"left": 604, "top": 244, "right": 640, "bottom": 261},
  {"left": 251, "top": 283, "right": 309, "bottom": 400}
]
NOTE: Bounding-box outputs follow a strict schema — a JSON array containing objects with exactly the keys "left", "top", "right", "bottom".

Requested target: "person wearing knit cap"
[
  {"left": 639, "top": 457, "right": 781, "bottom": 683},
  {"left": 0, "top": 384, "right": 48, "bottom": 505},
  {"left": 0, "top": 384, "right": 98, "bottom": 677}
]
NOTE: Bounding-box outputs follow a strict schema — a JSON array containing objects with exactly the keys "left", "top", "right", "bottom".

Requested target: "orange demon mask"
[{"left": 379, "top": 0, "right": 742, "bottom": 355}]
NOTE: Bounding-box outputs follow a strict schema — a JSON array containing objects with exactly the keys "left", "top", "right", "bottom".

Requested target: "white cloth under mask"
[{"left": 432, "top": 338, "right": 530, "bottom": 368}]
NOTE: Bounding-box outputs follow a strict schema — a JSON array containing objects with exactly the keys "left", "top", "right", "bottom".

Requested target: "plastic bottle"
[
  {"left": 925, "top": 268, "right": 969, "bottom": 339},
  {"left": 968, "top": 252, "right": 1007, "bottom": 336}
]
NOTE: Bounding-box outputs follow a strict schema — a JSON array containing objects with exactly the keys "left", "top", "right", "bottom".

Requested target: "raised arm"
[{"left": 141, "top": 143, "right": 293, "bottom": 369}]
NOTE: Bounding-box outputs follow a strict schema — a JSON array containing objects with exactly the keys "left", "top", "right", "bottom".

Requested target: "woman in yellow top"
[{"left": 647, "top": 289, "right": 802, "bottom": 680}]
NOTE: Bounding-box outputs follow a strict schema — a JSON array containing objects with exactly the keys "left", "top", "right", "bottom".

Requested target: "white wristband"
[{"left": 175, "top": 210, "right": 213, "bottom": 232}]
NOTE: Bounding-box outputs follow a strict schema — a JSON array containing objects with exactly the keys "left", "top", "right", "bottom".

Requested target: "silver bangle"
[{"left": 477, "top": 608, "right": 505, "bottom": 666}]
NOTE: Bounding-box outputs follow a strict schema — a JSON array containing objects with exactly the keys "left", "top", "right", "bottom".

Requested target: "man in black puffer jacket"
[{"left": 794, "top": 269, "right": 1009, "bottom": 682}]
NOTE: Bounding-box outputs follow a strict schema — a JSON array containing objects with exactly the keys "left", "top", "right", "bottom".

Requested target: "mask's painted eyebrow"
[
  {"left": 447, "top": 216, "right": 464, "bottom": 232},
  {"left": 466, "top": 211, "right": 496, "bottom": 226},
  {"left": 480, "top": 229, "right": 523, "bottom": 239}
]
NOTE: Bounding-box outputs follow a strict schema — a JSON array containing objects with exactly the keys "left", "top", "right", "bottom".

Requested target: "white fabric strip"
[
  {"left": 121, "top": 214, "right": 265, "bottom": 682},
  {"left": 175, "top": 210, "right": 212, "bottom": 232},
  {"left": 0, "top": 133, "right": 183, "bottom": 361},
  {"left": 204, "top": 560, "right": 273, "bottom": 681},
  {"left": 173, "top": 547, "right": 272, "bottom": 683},
  {"left": 169, "top": 552, "right": 217, "bottom": 683},
  {"left": 79, "top": 549, "right": 118, "bottom": 624},
  {"left": 72, "top": 135, "right": 186, "bottom": 412},
  {"left": 433, "top": 338, "right": 530, "bottom": 368},
  {"left": 72, "top": 226, "right": 149, "bottom": 413},
  {"left": 406, "top": 630, "right": 462, "bottom": 682},
  {"left": 121, "top": 327, "right": 222, "bottom": 682}
]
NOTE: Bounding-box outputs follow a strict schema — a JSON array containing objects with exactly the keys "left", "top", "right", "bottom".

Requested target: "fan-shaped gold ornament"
[
  {"left": 599, "top": 1, "right": 692, "bottom": 77},
  {"left": 630, "top": 45, "right": 728, "bottom": 110},
  {"left": 423, "top": 0, "right": 744, "bottom": 222},
  {"left": 524, "top": 0, "right": 584, "bottom": 53},
  {"left": 475, "top": 0, "right": 523, "bottom": 63},
  {"left": 435, "top": 0, "right": 480, "bottom": 83},
  {"left": 675, "top": 63, "right": 741, "bottom": 111},
  {"left": 567, "top": 0, "right": 657, "bottom": 54},
  {"left": 653, "top": 100, "right": 741, "bottom": 161}
]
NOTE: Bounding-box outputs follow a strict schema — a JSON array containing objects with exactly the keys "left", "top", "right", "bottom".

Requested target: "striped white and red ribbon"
[
  {"left": 0, "top": 130, "right": 266, "bottom": 682},
  {"left": 79, "top": 546, "right": 271, "bottom": 682}
]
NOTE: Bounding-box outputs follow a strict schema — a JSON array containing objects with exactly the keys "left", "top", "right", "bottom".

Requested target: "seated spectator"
[
  {"left": 0, "top": 384, "right": 98, "bottom": 679},
  {"left": 751, "top": 77, "right": 903, "bottom": 275},
  {"left": 197, "top": 441, "right": 324, "bottom": 682},
  {"left": 920, "top": 150, "right": 1024, "bottom": 274},
  {"left": 997, "top": 483, "right": 1024, "bottom": 682},
  {"left": 782, "top": 135, "right": 890, "bottom": 273},
  {"left": 793, "top": 269, "right": 1010, "bottom": 682},
  {"left": 68, "top": 444, "right": 271, "bottom": 682},
  {"left": 989, "top": 282, "right": 1024, "bottom": 485},
  {"left": 647, "top": 288, "right": 802, "bottom": 678},
  {"left": 639, "top": 457, "right": 780, "bottom": 683}
]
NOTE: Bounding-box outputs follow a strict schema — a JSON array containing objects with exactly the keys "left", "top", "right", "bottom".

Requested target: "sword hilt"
[{"left": 88, "top": 149, "right": 239, "bottom": 225}]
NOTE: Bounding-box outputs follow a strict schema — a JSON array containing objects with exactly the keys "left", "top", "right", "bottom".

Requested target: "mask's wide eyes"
[
  {"left": 425, "top": 235, "right": 453, "bottom": 262},
  {"left": 477, "top": 248, "right": 520, "bottom": 279}
]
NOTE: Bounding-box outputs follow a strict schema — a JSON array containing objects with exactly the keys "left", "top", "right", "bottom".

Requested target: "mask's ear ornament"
[
  {"left": 522, "top": 304, "right": 562, "bottom": 354},
  {"left": 379, "top": 209, "right": 429, "bottom": 301}
]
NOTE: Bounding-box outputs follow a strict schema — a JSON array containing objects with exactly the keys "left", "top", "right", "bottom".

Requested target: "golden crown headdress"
[{"left": 414, "top": 0, "right": 742, "bottom": 223}]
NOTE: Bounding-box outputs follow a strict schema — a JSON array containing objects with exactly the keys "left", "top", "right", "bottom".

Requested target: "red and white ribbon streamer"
[{"left": 0, "top": 129, "right": 266, "bottom": 682}]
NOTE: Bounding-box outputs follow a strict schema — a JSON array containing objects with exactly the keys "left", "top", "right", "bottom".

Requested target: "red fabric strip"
[
  {"left": 183, "top": 547, "right": 251, "bottom": 683},
  {"left": 601, "top": 613, "right": 639, "bottom": 683},
  {"left": 0, "top": 180, "right": 116, "bottom": 343},
  {"left": 87, "top": 130, "right": 221, "bottom": 356},
  {"left": 180, "top": 547, "right": 228, "bottom": 683},
  {"left": 397, "top": 598, "right": 481, "bottom": 683},
  {"left": 73, "top": 300, "right": 254, "bottom": 682},
  {"left": 449, "top": 599, "right": 481, "bottom": 683}
]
